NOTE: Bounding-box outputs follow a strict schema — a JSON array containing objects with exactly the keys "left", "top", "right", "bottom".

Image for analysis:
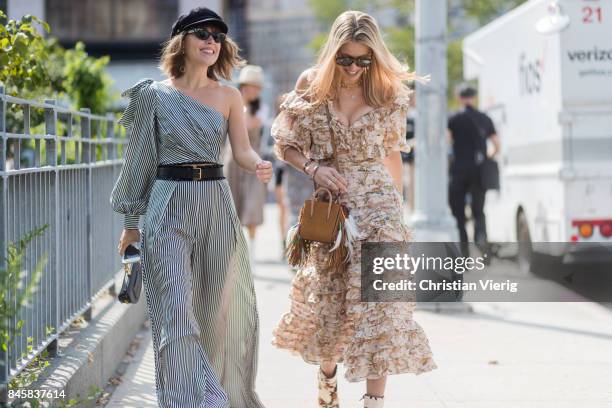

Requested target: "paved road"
[{"left": 106, "top": 205, "right": 612, "bottom": 407}]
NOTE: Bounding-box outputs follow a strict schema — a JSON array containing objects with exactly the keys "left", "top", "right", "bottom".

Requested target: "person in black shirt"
[{"left": 447, "top": 84, "right": 500, "bottom": 254}]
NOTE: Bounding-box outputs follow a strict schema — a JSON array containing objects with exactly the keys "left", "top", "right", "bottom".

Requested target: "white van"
[{"left": 463, "top": 0, "right": 612, "bottom": 270}]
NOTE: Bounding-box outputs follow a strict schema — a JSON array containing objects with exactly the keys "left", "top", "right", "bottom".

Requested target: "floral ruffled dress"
[{"left": 270, "top": 90, "right": 437, "bottom": 382}]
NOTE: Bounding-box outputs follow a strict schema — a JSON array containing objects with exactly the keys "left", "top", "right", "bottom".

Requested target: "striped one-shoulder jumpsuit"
[{"left": 110, "top": 79, "right": 264, "bottom": 408}]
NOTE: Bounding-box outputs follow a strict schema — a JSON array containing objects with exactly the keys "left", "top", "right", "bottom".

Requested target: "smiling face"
[
  {"left": 336, "top": 41, "right": 372, "bottom": 83},
  {"left": 183, "top": 24, "right": 223, "bottom": 68}
]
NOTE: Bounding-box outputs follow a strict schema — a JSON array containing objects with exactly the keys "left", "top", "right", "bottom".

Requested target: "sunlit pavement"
[{"left": 106, "top": 204, "right": 612, "bottom": 407}]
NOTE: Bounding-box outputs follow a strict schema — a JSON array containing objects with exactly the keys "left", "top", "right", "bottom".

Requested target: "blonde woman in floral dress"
[{"left": 271, "top": 10, "right": 436, "bottom": 408}]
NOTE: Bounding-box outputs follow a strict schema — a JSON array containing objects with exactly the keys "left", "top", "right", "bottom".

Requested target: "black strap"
[
  {"left": 156, "top": 164, "right": 224, "bottom": 181},
  {"left": 465, "top": 110, "right": 487, "bottom": 140},
  {"left": 465, "top": 111, "right": 488, "bottom": 165}
]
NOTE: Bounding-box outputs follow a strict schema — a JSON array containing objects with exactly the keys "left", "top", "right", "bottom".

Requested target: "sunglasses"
[
  {"left": 185, "top": 28, "right": 226, "bottom": 43},
  {"left": 335, "top": 55, "right": 372, "bottom": 68}
]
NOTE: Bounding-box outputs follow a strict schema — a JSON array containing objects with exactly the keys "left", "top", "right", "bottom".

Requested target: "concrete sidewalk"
[{"left": 106, "top": 205, "right": 612, "bottom": 407}]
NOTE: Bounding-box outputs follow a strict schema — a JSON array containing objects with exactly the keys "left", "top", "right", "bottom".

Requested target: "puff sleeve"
[
  {"left": 110, "top": 79, "right": 158, "bottom": 229},
  {"left": 383, "top": 91, "right": 412, "bottom": 156},
  {"left": 270, "top": 91, "right": 313, "bottom": 161}
]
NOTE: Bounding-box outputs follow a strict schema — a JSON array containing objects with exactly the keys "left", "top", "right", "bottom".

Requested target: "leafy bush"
[
  {"left": 0, "top": 10, "right": 115, "bottom": 114},
  {"left": 0, "top": 225, "right": 49, "bottom": 406},
  {"left": 0, "top": 225, "right": 48, "bottom": 356},
  {"left": 0, "top": 12, "right": 52, "bottom": 99},
  {"left": 63, "top": 42, "right": 114, "bottom": 115}
]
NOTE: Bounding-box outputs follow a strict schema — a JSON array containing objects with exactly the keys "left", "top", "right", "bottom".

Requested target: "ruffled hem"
[
  {"left": 272, "top": 220, "right": 436, "bottom": 381},
  {"left": 272, "top": 253, "right": 351, "bottom": 364},
  {"left": 344, "top": 307, "right": 436, "bottom": 381},
  {"left": 272, "top": 314, "right": 349, "bottom": 365},
  {"left": 272, "top": 304, "right": 437, "bottom": 382}
]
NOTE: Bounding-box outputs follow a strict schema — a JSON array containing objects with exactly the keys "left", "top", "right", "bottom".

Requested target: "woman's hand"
[
  {"left": 117, "top": 229, "right": 140, "bottom": 256},
  {"left": 312, "top": 166, "right": 348, "bottom": 194},
  {"left": 255, "top": 160, "right": 273, "bottom": 183}
]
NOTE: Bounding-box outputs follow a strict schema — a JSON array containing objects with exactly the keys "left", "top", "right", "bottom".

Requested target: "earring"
[{"left": 180, "top": 65, "right": 185, "bottom": 73}]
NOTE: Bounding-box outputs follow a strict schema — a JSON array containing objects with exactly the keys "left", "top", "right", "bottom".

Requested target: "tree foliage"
[
  {"left": 0, "top": 12, "right": 52, "bottom": 97},
  {"left": 447, "top": 38, "right": 464, "bottom": 108},
  {"left": 0, "top": 10, "right": 115, "bottom": 113},
  {"left": 308, "top": 0, "right": 416, "bottom": 66},
  {"left": 310, "top": 0, "right": 351, "bottom": 26},
  {"left": 63, "top": 42, "right": 112, "bottom": 114}
]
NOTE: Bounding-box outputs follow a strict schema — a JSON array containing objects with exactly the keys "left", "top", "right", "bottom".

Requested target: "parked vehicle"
[{"left": 463, "top": 0, "right": 612, "bottom": 271}]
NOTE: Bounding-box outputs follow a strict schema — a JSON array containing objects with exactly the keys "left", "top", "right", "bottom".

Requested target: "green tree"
[
  {"left": 308, "top": 0, "right": 416, "bottom": 66},
  {"left": 385, "top": 25, "right": 415, "bottom": 68},
  {"left": 310, "top": 0, "right": 350, "bottom": 26},
  {"left": 0, "top": 11, "right": 52, "bottom": 98},
  {"left": 0, "top": 10, "right": 115, "bottom": 113},
  {"left": 1, "top": 10, "right": 117, "bottom": 168},
  {"left": 447, "top": 38, "right": 464, "bottom": 109},
  {"left": 63, "top": 42, "right": 113, "bottom": 114}
]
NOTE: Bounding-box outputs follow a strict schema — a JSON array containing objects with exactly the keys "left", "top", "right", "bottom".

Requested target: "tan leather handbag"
[
  {"left": 298, "top": 187, "right": 345, "bottom": 243},
  {"left": 285, "top": 105, "right": 360, "bottom": 269}
]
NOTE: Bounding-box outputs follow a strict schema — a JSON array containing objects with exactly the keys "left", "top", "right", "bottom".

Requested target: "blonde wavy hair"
[
  {"left": 304, "top": 10, "right": 420, "bottom": 107},
  {"left": 159, "top": 31, "right": 244, "bottom": 81}
]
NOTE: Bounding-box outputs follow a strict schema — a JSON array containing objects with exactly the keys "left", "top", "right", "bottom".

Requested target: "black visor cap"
[{"left": 171, "top": 7, "right": 228, "bottom": 37}]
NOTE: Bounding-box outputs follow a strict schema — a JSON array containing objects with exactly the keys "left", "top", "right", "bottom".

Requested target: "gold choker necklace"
[{"left": 339, "top": 80, "right": 362, "bottom": 89}]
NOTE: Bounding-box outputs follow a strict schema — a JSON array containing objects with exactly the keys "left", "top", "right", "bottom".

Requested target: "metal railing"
[{"left": 0, "top": 85, "right": 127, "bottom": 401}]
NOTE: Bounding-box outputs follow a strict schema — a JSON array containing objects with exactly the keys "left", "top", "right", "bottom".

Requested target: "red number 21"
[{"left": 583, "top": 6, "right": 603, "bottom": 23}]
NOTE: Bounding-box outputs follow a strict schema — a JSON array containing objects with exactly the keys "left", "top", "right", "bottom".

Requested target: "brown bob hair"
[{"left": 159, "top": 31, "right": 244, "bottom": 80}]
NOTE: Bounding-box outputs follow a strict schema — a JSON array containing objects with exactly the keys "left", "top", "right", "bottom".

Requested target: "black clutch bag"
[
  {"left": 118, "top": 244, "right": 142, "bottom": 304},
  {"left": 479, "top": 157, "right": 500, "bottom": 191},
  {"left": 467, "top": 114, "right": 500, "bottom": 191}
]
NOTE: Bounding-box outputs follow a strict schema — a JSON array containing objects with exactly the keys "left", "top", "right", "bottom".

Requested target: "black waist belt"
[{"left": 156, "top": 164, "right": 225, "bottom": 181}]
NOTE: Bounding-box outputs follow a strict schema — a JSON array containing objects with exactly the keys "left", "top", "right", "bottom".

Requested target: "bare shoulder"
[
  {"left": 220, "top": 83, "right": 241, "bottom": 100},
  {"left": 219, "top": 84, "right": 242, "bottom": 115}
]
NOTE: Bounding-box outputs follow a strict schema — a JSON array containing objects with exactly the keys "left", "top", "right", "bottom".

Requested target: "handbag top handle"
[{"left": 309, "top": 187, "right": 336, "bottom": 219}]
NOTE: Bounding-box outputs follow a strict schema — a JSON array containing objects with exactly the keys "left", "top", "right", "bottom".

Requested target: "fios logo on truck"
[{"left": 518, "top": 53, "right": 542, "bottom": 96}]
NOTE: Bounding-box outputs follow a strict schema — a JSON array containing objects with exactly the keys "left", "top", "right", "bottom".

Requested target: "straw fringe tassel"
[
  {"left": 285, "top": 223, "right": 306, "bottom": 267},
  {"left": 286, "top": 214, "right": 362, "bottom": 270},
  {"left": 327, "top": 213, "right": 361, "bottom": 268}
]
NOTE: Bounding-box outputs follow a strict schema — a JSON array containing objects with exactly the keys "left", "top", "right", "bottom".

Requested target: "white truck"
[{"left": 463, "top": 0, "right": 612, "bottom": 270}]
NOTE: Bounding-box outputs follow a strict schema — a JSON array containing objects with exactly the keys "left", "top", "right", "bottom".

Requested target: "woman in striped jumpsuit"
[{"left": 110, "top": 8, "right": 271, "bottom": 408}]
